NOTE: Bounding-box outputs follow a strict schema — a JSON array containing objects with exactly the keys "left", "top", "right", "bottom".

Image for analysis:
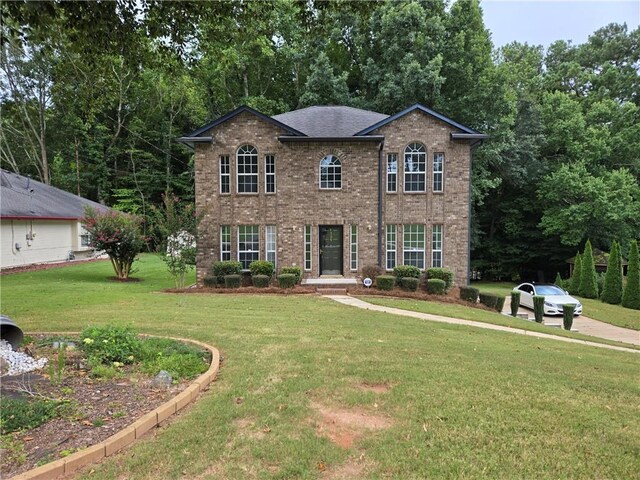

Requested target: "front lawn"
[{"left": 1, "top": 256, "right": 638, "bottom": 479}]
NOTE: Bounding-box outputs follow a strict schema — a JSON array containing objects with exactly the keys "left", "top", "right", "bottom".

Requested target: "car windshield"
[{"left": 535, "top": 285, "right": 565, "bottom": 296}]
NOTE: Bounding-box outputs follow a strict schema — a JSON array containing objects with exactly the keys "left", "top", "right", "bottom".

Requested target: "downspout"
[{"left": 377, "top": 139, "right": 385, "bottom": 268}]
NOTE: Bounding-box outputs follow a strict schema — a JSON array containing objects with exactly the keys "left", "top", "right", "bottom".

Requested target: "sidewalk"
[{"left": 326, "top": 295, "right": 639, "bottom": 355}]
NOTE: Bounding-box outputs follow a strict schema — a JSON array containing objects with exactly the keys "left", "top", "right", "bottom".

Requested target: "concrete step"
[{"left": 316, "top": 287, "right": 348, "bottom": 295}]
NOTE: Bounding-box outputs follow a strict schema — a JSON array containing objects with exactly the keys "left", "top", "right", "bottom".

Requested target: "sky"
[{"left": 481, "top": 0, "right": 640, "bottom": 48}]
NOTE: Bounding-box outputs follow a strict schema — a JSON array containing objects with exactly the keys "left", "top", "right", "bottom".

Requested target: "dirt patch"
[
  {"left": 233, "top": 417, "right": 267, "bottom": 440},
  {"left": 312, "top": 402, "right": 393, "bottom": 449},
  {"left": 321, "top": 456, "right": 372, "bottom": 479},
  {"left": 0, "top": 258, "right": 108, "bottom": 276},
  {"left": 358, "top": 382, "right": 391, "bottom": 394}
]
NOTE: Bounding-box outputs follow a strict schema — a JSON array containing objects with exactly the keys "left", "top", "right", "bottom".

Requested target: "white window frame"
[
  {"left": 433, "top": 152, "right": 444, "bottom": 192},
  {"left": 304, "top": 225, "right": 312, "bottom": 271},
  {"left": 266, "top": 225, "right": 276, "bottom": 267},
  {"left": 403, "top": 224, "right": 425, "bottom": 269},
  {"left": 220, "top": 155, "right": 230, "bottom": 194},
  {"left": 350, "top": 224, "right": 358, "bottom": 271},
  {"left": 265, "top": 155, "right": 276, "bottom": 194},
  {"left": 432, "top": 224, "right": 443, "bottom": 268},
  {"left": 236, "top": 145, "right": 258, "bottom": 194},
  {"left": 387, "top": 153, "right": 397, "bottom": 193},
  {"left": 404, "top": 143, "right": 426, "bottom": 192},
  {"left": 386, "top": 224, "right": 396, "bottom": 271},
  {"left": 237, "top": 225, "right": 259, "bottom": 270},
  {"left": 319, "top": 155, "right": 341, "bottom": 189},
  {"left": 220, "top": 225, "right": 231, "bottom": 261}
]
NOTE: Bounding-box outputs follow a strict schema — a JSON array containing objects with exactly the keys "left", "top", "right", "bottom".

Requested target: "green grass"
[
  {"left": 472, "top": 281, "right": 640, "bottom": 331},
  {"left": 1, "top": 256, "right": 639, "bottom": 479}
]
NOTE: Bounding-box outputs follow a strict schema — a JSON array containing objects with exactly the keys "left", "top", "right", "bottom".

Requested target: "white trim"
[
  {"left": 237, "top": 225, "right": 259, "bottom": 270},
  {"left": 236, "top": 145, "right": 258, "bottom": 194},
  {"left": 304, "top": 225, "right": 312, "bottom": 271},
  {"left": 432, "top": 224, "right": 443, "bottom": 268},
  {"left": 386, "top": 153, "right": 397, "bottom": 193},
  {"left": 433, "top": 152, "right": 444, "bottom": 192},
  {"left": 350, "top": 224, "right": 358, "bottom": 271},
  {"left": 319, "top": 155, "right": 342, "bottom": 190},
  {"left": 386, "top": 224, "right": 396, "bottom": 271},
  {"left": 219, "top": 155, "right": 230, "bottom": 194},
  {"left": 403, "top": 143, "right": 426, "bottom": 193},
  {"left": 265, "top": 154, "right": 276, "bottom": 194},
  {"left": 266, "top": 225, "right": 276, "bottom": 267},
  {"left": 220, "top": 225, "right": 231, "bottom": 261},
  {"left": 403, "top": 224, "right": 425, "bottom": 269}
]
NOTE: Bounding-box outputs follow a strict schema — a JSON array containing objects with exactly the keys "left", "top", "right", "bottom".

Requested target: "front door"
[{"left": 319, "top": 226, "right": 343, "bottom": 275}]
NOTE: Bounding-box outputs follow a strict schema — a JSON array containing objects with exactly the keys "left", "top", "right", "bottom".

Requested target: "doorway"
[{"left": 319, "top": 225, "right": 343, "bottom": 275}]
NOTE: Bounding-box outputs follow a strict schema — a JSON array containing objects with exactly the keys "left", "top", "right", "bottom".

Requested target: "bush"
[
  {"left": 224, "top": 274, "right": 241, "bottom": 288},
  {"left": 138, "top": 338, "right": 210, "bottom": 380},
  {"left": 213, "top": 261, "right": 242, "bottom": 284},
  {"left": 400, "top": 277, "right": 420, "bottom": 291},
  {"left": 426, "top": 268, "right": 453, "bottom": 291},
  {"left": 579, "top": 240, "right": 598, "bottom": 299},
  {"left": 376, "top": 275, "right": 396, "bottom": 291},
  {"left": 278, "top": 273, "right": 296, "bottom": 288},
  {"left": 393, "top": 265, "right": 421, "bottom": 279},
  {"left": 280, "top": 266, "right": 302, "bottom": 284},
  {"left": 362, "top": 264, "right": 383, "bottom": 282},
  {"left": 533, "top": 295, "right": 545, "bottom": 323},
  {"left": 479, "top": 292, "right": 504, "bottom": 312},
  {"left": 602, "top": 241, "right": 623, "bottom": 304},
  {"left": 80, "top": 325, "right": 140, "bottom": 365},
  {"left": 562, "top": 304, "right": 575, "bottom": 330},
  {"left": 460, "top": 286, "right": 479, "bottom": 303},
  {"left": 0, "top": 398, "right": 61, "bottom": 434},
  {"left": 203, "top": 276, "right": 217, "bottom": 287},
  {"left": 426, "top": 278, "right": 446, "bottom": 294},
  {"left": 622, "top": 240, "right": 640, "bottom": 310},
  {"left": 510, "top": 291, "right": 520, "bottom": 317},
  {"left": 569, "top": 252, "right": 582, "bottom": 295},
  {"left": 554, "top": 272, "right": 563, "bottom": 288},
  {"left": 252, "top": 274, "right": 270, "bottom": 288},
  {"left": 249, "top": 260, "right": 275, "bottom": 278}
]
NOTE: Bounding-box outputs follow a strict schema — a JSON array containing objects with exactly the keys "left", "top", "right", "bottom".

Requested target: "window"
[
  {"left": 265, "top": 155, "right": 276, "bottom": 193},
  {"left": 386, "top": 224, "right": 396, "bottom": 270},
  {"left": 403, "top": 224, "right": 425, "bottom": 269},
  {"left": 404, "top": 143, "right": 426, "bottom": 192},
  {"left": 220, "top": 155, "right": 230, "bottom": 194},
  {"left": 431, "top": 224, "right": 443, "bottom": 268},
  {"left": 266, "top": 225, "right": 276, "bottom": 267},
  {"left": 238, "top": 225, "right": 259, "bottom": 270},
  {"left": 304, "top": 225, "right": 312, "bottom": 271},
  {"left": 433, "top": 153, "right": 444, "bottom": 192},
  {"left": 387, "top": 153, "right": 397, "bottom": 192},
  {"left": 237, "top": 145, "right": 258, "bottom": 193},
  {"left": 220, "top": 225, "right": 231, "bottom": 261},
  {"left": 320, "top": 155, "right": 341, "bottom": 189},
  {"left": 350, "top": 225, "right": 358, "bottom": 271}
]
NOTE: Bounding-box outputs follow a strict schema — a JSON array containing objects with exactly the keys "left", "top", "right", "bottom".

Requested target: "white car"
[{"left": 513, "top": 283, "right": 582, "bottom": 316}]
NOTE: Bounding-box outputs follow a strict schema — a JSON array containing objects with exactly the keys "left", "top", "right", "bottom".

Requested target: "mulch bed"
[{"left": 0, "top": 258, "right": 109, "bottom": 276}]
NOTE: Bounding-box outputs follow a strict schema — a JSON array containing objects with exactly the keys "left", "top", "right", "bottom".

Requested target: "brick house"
[{"left": 179, "top": 104, "right": 487, "bottom": 285}]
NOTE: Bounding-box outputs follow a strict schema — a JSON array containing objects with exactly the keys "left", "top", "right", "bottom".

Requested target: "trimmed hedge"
[
  {"left": 203, "top": 276, "right": 217, "bottom": 287},
  {"left": 400, "top": 277, "right": 420, "bottom": 291},
  {"left": 213, "top": 261, "right": 242, "bottom": 284},
  {"left": 562, "top": 304, "right": 575, "bottom": 330},
  {"left": 280, "top": 266, "right": 302, "bottom": 284},
  {"left": 426, "top": 268, "right": 453, "bottom": 291},
  {"left": 224, "top": 274, "right": 241, "bottom": 288},
  {"left": 277, "top": 273, "right": 296, "bottom": 288},
  {"left": 533, "top": 295, "right": 545, "bottom": 323},
  {"left": 426, "top": 278, "right": 446, "bottom": 295},
  {"left": 393, "top": 265, "right": 421, "bottom": 279},
  {"left": 249, "top": 260, "right": 274, "bottom": 278},
  {"left": 376, "top": 275, "right": 396, "bottom": 291},
  {"left": 510, "top": 291, "right": 520, "bottom": 317},
  {"left": 252, "top": 275, "right": 270, "bottom": 288},
  {"left": 460, "top": 286, "right": 479, "bottom": 303},
  {"left": 479, "top": 292, "right": 504, "bottom": 312}
]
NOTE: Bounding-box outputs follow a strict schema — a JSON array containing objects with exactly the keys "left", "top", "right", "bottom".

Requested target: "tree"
[
  {"left": 601, "top": 240, "right": 623, "bottom": 304},
  {"left": 298, "top": 52, "right": 350, "bottom": 107},
  {"left": 622, "top": 240, "right": 640, "bottom": 310},
  {"left": 569, "top": 252, "right": 582, "bottom": 295},
  {"left": 82, "top": 207, "right": 145, "bottom": 279},
  {"left": 579, "top": 240, "right": 598, "bottom": 299}
]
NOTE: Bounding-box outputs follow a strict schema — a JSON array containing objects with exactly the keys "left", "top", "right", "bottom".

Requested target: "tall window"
[
  {"left": 386, "top": 224, "right": 397, "bottom": 270},
  {"left": 433, "top": 153, "right": 444, "bottom": 192},
  {"left": 320, "top": 155, "right": 341, "bottom": 189},
  {"left": 387, "top": 153, "right": 397, "bottom": 192},
  {"left": 238, "top": 225, "right": 259, "bottom": 270},
  {"left": 403, "top": 224, "right": 425, "bottom": 269},
  {"left": 265, "top": 155, "right": 276, "bottom": 193},
  {"left": 404, "top": 143, "right": 426, "bottom": 192},
  {"left": 266, "top": 225, "right": 277, "bottom": 267},
  {"left": 220, "top": 155, "right": 230, "bottom": 194},
  {"left": 350, "top": 225, "right": 358, "bottom": 271},
  {"left": 304, "top": 225, "right": 312, "bottom": 271},
  {"left": 220, "top": 225, "right": 231, "bottom": 261},
  {"left": 432, "top": 224, "right": 443, "bottom": 268},
  {"left": 237, "top": 145, "right": 258, "bottom": 193}
]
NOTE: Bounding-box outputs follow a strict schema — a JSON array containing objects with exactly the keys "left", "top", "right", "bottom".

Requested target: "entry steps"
[{"left": 302, "top": 277, "right": 357, "bottom": 296}]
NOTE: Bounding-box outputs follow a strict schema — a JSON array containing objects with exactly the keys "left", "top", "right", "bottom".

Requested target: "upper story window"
[
  {"left": 404, "top": 143, "right": 426, "bottom": 192},
  {"left": 387, "top": 153, "right": 397, "bottom": 193},
  {"left": 220, "top": 155, "right": 230, "bottom": 194},
  {"left": 265, "top": 155, "right": 276, "bottom": 193},
  {"left": 320, "top": 155, "right": 341, "bottom": 189},
  {"left": 433, "top": 152, "right": 444, "bottom": 192},
  {"left": 237, "top": 144, "right": 258, "bottom": 193}
]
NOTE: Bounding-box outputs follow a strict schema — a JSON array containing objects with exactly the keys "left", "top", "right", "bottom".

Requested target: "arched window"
[
  {"left": 320, "top": 155, "right": 341, "bottom": 189},
  {"left": 237, "top": 144, "right": 258, "bottom": 193},
  {"left": 404, "top": 143, "right": 426, "bottom": 192}
]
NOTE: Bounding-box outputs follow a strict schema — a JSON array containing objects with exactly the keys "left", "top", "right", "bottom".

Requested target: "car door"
[{"left": 518, "top": 284, "right": 534, "bottom": 308}]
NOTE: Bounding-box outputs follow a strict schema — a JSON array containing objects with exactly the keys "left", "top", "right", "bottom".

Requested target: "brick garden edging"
[{"left": 11, "top": 334, "right": 220, "bottom": 480}]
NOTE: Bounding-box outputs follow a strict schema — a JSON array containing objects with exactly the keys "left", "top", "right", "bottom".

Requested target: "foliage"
[
  {"left": 479, "top": 292, "right": 505, "bottom": 312},
  {"left": 252, "top": 275, "right": 270, "bottom": 288},
  {"left": 554, "top": 272, "right": 562, "bottom": 287},
  {"left": 533, "top": 295, "right": 545, "bottom": 323},
  {"left": 569, "top": 253, "right": 582, "bottom": 295},
  {"left": 393, "top": 265, "right": 422, "bottom": 279},
  {"left": 223, "top": 274, "right": 241, "bottom": 289},
  {"left": 579, "top": 240, "right": 599, "bottom": 299},
  {"left": 375, "top": 275, "right": 396, "bottom": 291},
  {"left": 80, "top": 324, "right": 140, "bottom": 365},
  {"left": 510, "top": 291, "right": 520, "bottom": 317},
  {"left": 460, "top": 286, "right": 479, "bottom": 303},
  {"left": 212, "top": 261, "right": 242, "bottom": 285},
  {"left": 280, "top": 266, "right": 302, "bottom": 284},
  {"left": 426, "top": 268, "right": 454, "bottom": 291},
  {"left": 277, "top": 273, "right": 296, "bottom": 289},
  {"left": 203, "top": 276, "right": 217, "bottom": 287},
  {"left": 622, "top": 240, "right": 640, "bottom": 310},
  {"left": 400, "top": 277, "right": 420, "bottom": 292},
  {"left": 249, "top": 260, "right": 275, "bottom": 278},
  {"left": 426, "top": 278, "right": 446, "bottom": 295},
  {"left": 0, "top": 398, "right": 62, "bottom": 434},
  {"left": 563, "top": 304, "right": 575, "bottom": 331},
  {"left": 138, "top": 337, "right": 209, "bottom": 380},
  {"left": 362, "top": 264, "right": 383, "bottom": 282}
]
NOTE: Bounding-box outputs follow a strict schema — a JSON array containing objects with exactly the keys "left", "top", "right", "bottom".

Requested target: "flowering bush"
[{"left": 80, "top": 325, "right": 140, "bottom": 365}]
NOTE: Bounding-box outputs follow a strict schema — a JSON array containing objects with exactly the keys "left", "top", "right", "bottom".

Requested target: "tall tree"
[
  {"left": 601, "top": 240, "right": 623, "bottom": 304},
  {"left": 621, "top": 240, "right": 640, "bottom": 310},
  {"left": 298, "top": 52, "right": 350, "bottom": 107},
  {"left": 579, "top": 240, "right": 598, "bottom": 299}
]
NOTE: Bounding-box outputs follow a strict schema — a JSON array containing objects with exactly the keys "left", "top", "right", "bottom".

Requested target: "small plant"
[
  {"left": 203, "top": 276, "right": 217, "bottom": 287},
  {"left": 460, "top": 286, "right": 479, "bottom": 303},
  {"left": 89, "top": 364, "right": 119, "bottom": 380},
  {"left": 393, "top": 265, "right": 421, "bottom": 279},
  {"left": 224, "top": 274, "right": 241, "bottom": 288},
  {"left": 362, "top": 264, "right": 382, "bottom": 282},
  {"left": 249, "top": 260, "right": 275, "bottom": 278},
  {"left": 376, "top": 275, "right": 396, "bottom": 291},
  {"left": 426, "top": 268, "right": 453, "bottom": 291},
  {"left": 622, "top": 240, "right": 640, "bottom": 310},
  {"left": 280, "top": 266, "right": 302, "bottom": 284},
  {"left": 213, "top": 261, "right": 242, "bottom": 284},
  {"left": 479, "top": 292, "right": 504, "bottom": 312},
  {"left": 426, "top": 278, "right": 446, "bottom": 294},
  {"left": 562, "top": 304, "right": 575, "bottom": 330},
  {"left": 0, "top": 398, "right": 61, "bottom": 434},
  {"left": 277, "top": 273, "right": 297, "bottom": 289},
  {"left": 533, "top": 295, "right": 545, "bottom": 323},
  {"left": 252, "top": 274, "right": 270, "bottom": 288},
  {"left": 80, "top": 325, "right": 140, "bottom": 365},
  {"left": 92, "top": 419, "right": 106, "bottom": 428},
  {"left": 510, "top": 291, "right": 520, "bottom": 317},
  {"left": 1, "top": 434, "right": 27, "bottom": 467},
  {"left": 46, "top": 344, "right": 66, "bottom": 385},
  {"left": 400, "top": 277, "right": 420, "bottom": 291}
]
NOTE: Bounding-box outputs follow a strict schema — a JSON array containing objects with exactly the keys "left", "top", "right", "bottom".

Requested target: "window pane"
[
  {"left": 266, "top": 225, "right": 276, "bottom": 266},
  {"left": 404, "top": 143, "right": 426, "bottom": 192},
  {"left": 387, "top": 154, "right": 397, "bottom": 192},
  {"left": 433, "top": 153, "right": 444, "bottom": 192},
  {"left": 221, "top": 225, "right": 231, "bottom": 261},
  {"left": 432, "top": 224, "right": 443, "bottom": 268},
  {"left": 386, "top": 224, "right": 396, "bottom": 270},
  {"left": 320, "top": 155, "right": 341, "bottom": 189},
  {"left": 238, "top": 225, "right": 259, "bottom": 270},
  {"left": 304, "top": 225, "right": 312, "bottom": 270},
  {"left": 237, "top": 145, "right": 258, "bottom": 193},
  {"left": 220, "top": 155, "right": 230, "bottom": 194},
  {"left": 350, "top": 225, "right": 358, "bottom": 271},
  {"left": 403, "top": 224, "right": 425, "bottom": 269},
  {"left": 266, "top": 155, "right": 276, "bottom": 193}
]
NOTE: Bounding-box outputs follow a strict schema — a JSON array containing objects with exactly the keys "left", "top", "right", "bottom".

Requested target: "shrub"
[
  {"left": 138, "top": 338, "right": 210, "bottom": 380},
  {"left": 579, "top": 240, "right": 598, "bottom": 299},
  {"left": 252, "top": 274, "right": 270, "bottom": 288},
  {"left": 80, "top": 325, "right": 140, "bottom": 365},
  {"left": 533, "top": 295, "right": 545, "bottom": 323},
  {"left": 426, "top": 278, "right": 446, "bottom": 294},
  {"left": 510, "top": 291, "right": 520, "bottom": 317},
  {"left": 622, "top": 240, "right": 640, "bottom": 310},
  {"left": 362, "top": 264, "right": 383, "bottom": 282},
  {"left": 460, "top": 286, "right": 479, "bottom": 303},
  {"left": 562, "top": 304, "right": 575, "bottom": 330},
  {"left": 393, "top": 265, "right": 421, "bottom": 279},
  {"left": 213, "top": 261, "right": 242, "bottom": 284},
  {"left": 0, "top": 398, "right": 61, "bottom": 434},
  {"left": 426, "top": 268, "right": 453, "bottom": 291},
  {"left": 224, "top": 274, "right": 241, "bottom": 288},
  {"left": 249, "top": 260, "right": 275, "bottom": 278},
  {"left": 569, "top": 252, "right": 582, "bottom": 295},
  {"left": 376, "top": 275, "right": 396, "bottom": 291},
  {"left": 479, "top": 292, "right": 504, "bottom": 312},
  {"left": 203, "top": 276, "right": 217, "bottom": 287},
  {"left": 278, "top": 273, "right": 296, "bottom": 288},
  {"left": 554, "top": 272, "right": 563, "bottom": 287},
  {"left": 602, "top": 241, "right": 623, "bottom": 304},
  {"left": 400, "top": 277, "right": 420, "bottom": 291},
  {"left": 596, "top": 272, "right": 605, "bottom": 297},
  {"left": 280, "top": 266, "right": 302, "bottom": 284}
]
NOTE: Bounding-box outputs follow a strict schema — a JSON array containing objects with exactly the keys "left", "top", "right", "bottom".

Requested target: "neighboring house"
[
  {"left": 180, "top": 104, "right": 487, "bottom": 285},
  {"left": 0, "top": 169, "right": 108, "bottom": 269}
]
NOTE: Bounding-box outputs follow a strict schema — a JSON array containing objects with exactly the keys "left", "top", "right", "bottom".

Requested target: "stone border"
[{"left": 11, "top": 334, "right": 220, "bottom": 480}]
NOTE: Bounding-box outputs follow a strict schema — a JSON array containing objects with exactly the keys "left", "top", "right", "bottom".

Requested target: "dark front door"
[{"left": 319, "top": 225, "right": 343, "bottom": 275}]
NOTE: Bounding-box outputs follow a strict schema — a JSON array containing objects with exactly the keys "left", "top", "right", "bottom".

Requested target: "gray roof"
[
  {"left": 272, "top": 106, "right": 389, "bottom": 137},
  {"left": 0, "top": 169, "right": 108, "bottom": 219}
]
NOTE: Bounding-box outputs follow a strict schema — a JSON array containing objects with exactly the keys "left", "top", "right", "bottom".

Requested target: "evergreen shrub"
[
  {"left": 426, "top": 268, "right": 454, "bottom": 291},
  {"left": 510, "top": 291, "right": 520, "bottom": 317},
  {"left": 224, "top": 274, "right": 241, "bottom": 289},
  {"left": 280, "top": 266, "right": 302, "bottom": 284},
  {"left": 277, "top": 273, "right": 297, "bottom": 289},
  {"left": 460, "top": 286, "right": 479, "bottom": 303},
  {"left": 376, "top": 275, "right": 396, "bottom": 291},
  {"left": 393, "top": 265, "right": 421, "bottom": 279},
  {"left": 479, "top": 292, "right": 504, "bottom": 312},
  {"left": 400, "top": 277, "right": 420, "bottom": 291},
  {"left": 203, "top": 276, "right": 217, "bottom": 287},
  {"left": 622, "top": 240, "right": 640, "bottom": 310},
  {"left": 249, "top": 260, "right": 274, "bottom": 278},
  {"left": 426, "top": 279, "right": 446, "bottom": 295},
  {"left": 601, "top": 241, "right": 623, "bottom": 304},
  {"left": 213, "top": 261, "right": 242, "bottom": 284},
  {"left": 533, "top": 295, "right": 545, "bottom": 323},
  {"left": 579, "top": 240, "right": 598, "bottom": 299},
  {"left": 562, "top": 304, "right": 575, "bottom": 330},
  {"left": 252, "top": 275, "right": 270, "bottom": 288},
  {"left": 569, "top": 253, "right": 582, "bottom": 295}
]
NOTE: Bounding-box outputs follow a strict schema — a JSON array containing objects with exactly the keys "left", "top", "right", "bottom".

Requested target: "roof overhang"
[
  {"left": 278, "top": 135, "right": 385, "bottom": 143},
  {"left": 176, "top": 136, "right": 213, "bottom": 148},
  {"left": 1, "top": 215, "right": 81, "bottom": 221},
  {"left": 450, "top": 133, "right": 490, "bottom": 141}
]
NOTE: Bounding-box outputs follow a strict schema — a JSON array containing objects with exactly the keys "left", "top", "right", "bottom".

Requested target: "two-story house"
[{"left": 179, "top": 104, "right": 487, "bottom": 285}]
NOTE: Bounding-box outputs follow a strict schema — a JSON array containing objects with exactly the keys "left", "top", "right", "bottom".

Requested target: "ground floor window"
[
  {"left": 238, "top": 225, "right": 259, "bottom": 270},
  {"left": 403, "top": 224, "right": 425, "bottom": 269},
  {"left": 220, "top": 225, "right": 231, "bottom": 261},
  {"left": 304, "top": 225, "right": 312, "bottom": 271},
  {"left": 431, "top": 224, "right": 443, "bottom": 268},
  {"left": 350, "top": 224, "right": 358, "bottom": 271},
  {"left": 386, "top": 224, "right": 397, "bottom": 270},
  {"left": 266, "top": 225, "right": 276, "bottom": 267}
]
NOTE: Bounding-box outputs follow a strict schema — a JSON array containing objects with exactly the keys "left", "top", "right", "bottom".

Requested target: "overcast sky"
[{"left": 481, "top": 0, "right": 640, "bottom": 48}]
